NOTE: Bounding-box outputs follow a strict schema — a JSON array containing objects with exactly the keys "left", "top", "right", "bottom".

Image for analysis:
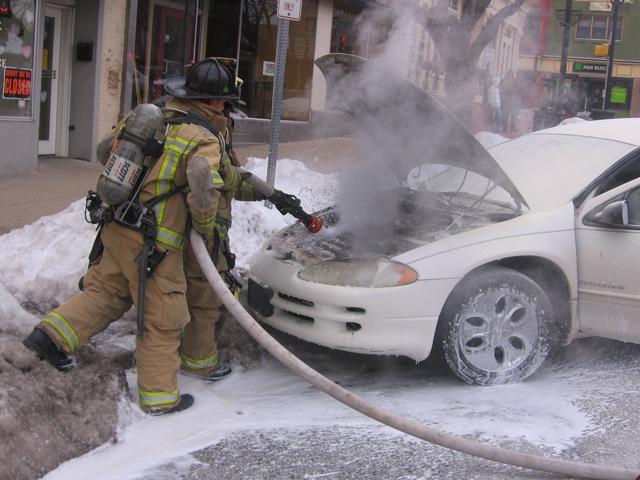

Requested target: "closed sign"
[{"left": 3, "top": 68, "right": 32, "bottom": 99}]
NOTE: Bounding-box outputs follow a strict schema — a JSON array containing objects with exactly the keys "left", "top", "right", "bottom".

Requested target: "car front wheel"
[{"left": 438, "top": 266, "right": 557, "bottom": 386}]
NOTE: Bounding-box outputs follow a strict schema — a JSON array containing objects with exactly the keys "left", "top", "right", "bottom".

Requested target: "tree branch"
[{"left": 470, "top": 0, "right": 527, "bottom": 59}]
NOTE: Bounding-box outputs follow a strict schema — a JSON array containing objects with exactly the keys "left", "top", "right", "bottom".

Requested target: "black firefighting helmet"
[{"left": 164, "top": 57, "right": 238, "bottom": 100}]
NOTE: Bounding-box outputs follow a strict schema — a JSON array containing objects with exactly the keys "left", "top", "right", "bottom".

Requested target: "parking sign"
[{"left": 278, "top": 0, "right": 302, "bottom": 21}]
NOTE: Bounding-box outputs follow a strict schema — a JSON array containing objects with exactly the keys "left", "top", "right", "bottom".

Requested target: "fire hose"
[{"left": 190, "top": 234, "right": 640, "bottom": 480}]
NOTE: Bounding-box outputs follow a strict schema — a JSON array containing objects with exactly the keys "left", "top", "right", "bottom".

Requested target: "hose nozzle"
[
  {"left": 305, "top": 215, "right": 323, "bottom": 233},
  {"left": 240, "top": 169, "right": 323, "bottom": 234}
]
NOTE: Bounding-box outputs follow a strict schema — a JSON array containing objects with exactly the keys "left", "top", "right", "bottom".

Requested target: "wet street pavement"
[{"left": 142, "top": 334, "right": 640, "bottom": 480}]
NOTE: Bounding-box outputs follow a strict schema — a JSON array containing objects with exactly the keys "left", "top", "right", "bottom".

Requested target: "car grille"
[
  {"left": 282, "top": 310, "right": 314, "bottom": 324},
  {"left": 278, "top": 292, "right": 314, "bottom": 307}
]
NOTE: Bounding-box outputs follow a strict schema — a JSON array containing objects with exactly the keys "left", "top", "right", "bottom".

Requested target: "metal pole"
[
  {"left": 602, "top": 0, "right": 622, "bottom": 110},
  {"left": 235, "top": 0, "right": 245, "bottom": 78},
  {"left": 192, "top": 0, "right": 200, "bottom": 64},
  {"left": 266, "top": 18, "right": 290, "bottom": 190},
  {"left": 122, "top": 0, "right": 138, "bottom": 113},
  {"left": 558, "top": 0, "right": 572, "bottom": 96},
  {"left": 143, "top": 0, "right": 153, "bottom": 103}
]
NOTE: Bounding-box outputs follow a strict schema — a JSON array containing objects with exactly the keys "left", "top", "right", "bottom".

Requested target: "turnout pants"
[
  {"left": 179, "top": 240, "right": 224, "bottom": 376},
  {"left": 38, "top": 223, "right": 189, "bottom": 411}
]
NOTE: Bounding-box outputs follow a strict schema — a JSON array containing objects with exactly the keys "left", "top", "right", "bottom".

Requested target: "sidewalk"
[
  {"left": 0, "top": 158, "right": 103, "bottom": 235},
  {"left": 0, "top": 138, "right": 356, "bottom": 235}
]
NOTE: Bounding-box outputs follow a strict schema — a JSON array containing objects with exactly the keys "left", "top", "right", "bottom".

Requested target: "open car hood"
[{"left": 315, "top": 53, "right": 527, "bottom": 209}]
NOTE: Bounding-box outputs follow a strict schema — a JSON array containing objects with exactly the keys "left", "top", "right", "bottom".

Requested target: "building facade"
[
  {"left": 125, "top": 0, "right": 372, "bottom": 121},
  {"left": 519, "top": 0, "right": 640, "bottom": 117},
  {"left": 0, "top": 0, "right": 369, "bottom": 176},
  {"left": 0, "top": 0, "right": 530, "bottom": 176}
]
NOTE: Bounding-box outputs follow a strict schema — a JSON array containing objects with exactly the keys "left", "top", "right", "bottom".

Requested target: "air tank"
[{"left": 96, "top": 103, "right": 165, "bottom": 206}]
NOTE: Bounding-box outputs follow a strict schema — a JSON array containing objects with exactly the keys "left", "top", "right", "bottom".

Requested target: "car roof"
[{"left": 531, "top": 118, "right": 640, "bottom": 147}]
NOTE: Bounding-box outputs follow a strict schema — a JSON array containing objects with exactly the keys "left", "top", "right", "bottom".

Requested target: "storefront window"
[
  {"left": 208, "top": 0, "right": 318, "bottom": 120},
  {"left": 331, "top": 1, "right": 367, "bottom": 56},
  {"left": 331, "top": 5, "right": 358, "bottom": 54},
  {"left": 0, "top": 0, "right": 36, "bottom": 118},
  {"left": 133, "top": 0, "right": 203, "bottom": 105}
]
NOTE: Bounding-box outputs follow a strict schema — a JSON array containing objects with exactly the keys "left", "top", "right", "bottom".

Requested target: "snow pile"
[
  {"left": 0, "top": 158, "right": 337, "bottom": 333},
  {"left": 229, "top": 157, "right": 338, "bottom": 271},
  {"left": 0, "top": 200, "right": 95, "bottom": 328}
]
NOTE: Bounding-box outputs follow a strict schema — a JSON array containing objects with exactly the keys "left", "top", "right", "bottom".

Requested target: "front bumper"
[{"left": 248, "top": 251, "right": 458, "bottom": 361}]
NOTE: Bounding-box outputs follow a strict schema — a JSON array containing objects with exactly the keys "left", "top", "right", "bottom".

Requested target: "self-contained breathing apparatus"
[{"left": 84, "top": 103, "right": 191, "bottom": 338}]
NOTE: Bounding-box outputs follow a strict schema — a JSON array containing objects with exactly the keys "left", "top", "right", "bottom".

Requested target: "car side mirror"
[{"left": 584, "top": 200, "right": 629, "bottom": 227}]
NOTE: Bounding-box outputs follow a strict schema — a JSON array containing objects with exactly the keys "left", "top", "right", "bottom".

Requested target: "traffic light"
[{"left": 594, "top": 44, "right": 609, "bottom": 57}]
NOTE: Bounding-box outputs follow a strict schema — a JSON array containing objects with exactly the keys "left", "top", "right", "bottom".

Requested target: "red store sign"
[{"left": 3, "top": 67, "right": 32, "bottom": 99}]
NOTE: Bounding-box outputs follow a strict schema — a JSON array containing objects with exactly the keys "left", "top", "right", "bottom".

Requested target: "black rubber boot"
[
  {"left": 22, "top": 328, "right": 76, "bottom": 372},
  {"left": 181, "top": 364, "right": 232, "bottom": 382},
  {"left": 207, "top": 364, "right": 232, "bottom": 381},
  {"left": 146, "top": 394, "right": 195, "bottom": 416}
]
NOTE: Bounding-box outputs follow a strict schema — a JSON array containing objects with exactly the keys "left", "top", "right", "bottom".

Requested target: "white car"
[{"left": 248, "top": 54, "right": 640, "bottom": 385}]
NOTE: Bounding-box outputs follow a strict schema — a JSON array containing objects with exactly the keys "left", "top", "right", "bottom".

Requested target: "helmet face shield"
[{"left": 164, "top": 57, "right": 240, "bottom": 100}]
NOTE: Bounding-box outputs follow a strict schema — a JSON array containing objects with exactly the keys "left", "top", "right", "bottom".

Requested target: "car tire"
[{"left": 438, "top": 265, "right": 557, "bottom": 386}]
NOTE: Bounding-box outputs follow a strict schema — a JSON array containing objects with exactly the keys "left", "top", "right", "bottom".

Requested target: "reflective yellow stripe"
[
  {"left": 211, "top": 170, "right": 224, "bottom": 186},
  {"left": 139, "top": 388, "right": 180, "bottom": 407},
  {"left": 192, "top": 214, "right": 216, "bottom": 232},
  {"left": 155, "top": 151, "right": 179, "bottom": 225},
  {"left": 156, "top": 226, "right": 185, "bottom": 249},
  {"left": 236, "top": 182, "right": 258, "bottom": 201},
  {"left": 41, "top": 311, "right": 80, "bottom": 352},
  {"left": 180, "top": 352, "right": 218, "bottom": 370},
  {"left": 214, "top": 218, "right": 229, "bottom": 240},
  {"left": 150, "top": 127, "right": 200, "bottom": 249},
  {"left": 164, "top": 133, "right": 198, "bottom": 153},
  {"left": 220, "top": 150, "right": 232, "bottom": 167}
]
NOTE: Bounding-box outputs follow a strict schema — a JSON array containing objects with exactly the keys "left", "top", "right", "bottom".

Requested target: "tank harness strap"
[{"left": 88, "top": 224, "right": 105, "bottom": 265}]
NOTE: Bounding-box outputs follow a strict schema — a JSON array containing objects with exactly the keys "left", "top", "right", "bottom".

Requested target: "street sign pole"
[
  {"left": 602, "top": 0, "right": 623, "bottom": 110},
  {"left": 265, "top": 0, "right": 302, "bottom": 204},
  {"left": 266, "top": 17, "right": 290, "bottom": 191}
]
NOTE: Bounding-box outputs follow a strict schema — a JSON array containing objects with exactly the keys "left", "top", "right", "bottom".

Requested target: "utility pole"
[
  {"left": 554, "top": 0, "right": 581, "bottom": 108},
  {"left": 558, "top": 0, "right": 573, "bottom": 91},
  {"left": 602, "top": 0, "right": 624, "bottom": 110}
]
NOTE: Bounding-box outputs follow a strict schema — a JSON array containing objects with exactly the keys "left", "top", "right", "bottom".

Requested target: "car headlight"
[{"left": 297, "top": 258, "right": 418, "bottom": 288}]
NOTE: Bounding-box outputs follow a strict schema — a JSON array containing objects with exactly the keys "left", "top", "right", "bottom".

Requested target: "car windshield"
[{"left": 489, "top": 133, "right": 638, "bottom": 212}]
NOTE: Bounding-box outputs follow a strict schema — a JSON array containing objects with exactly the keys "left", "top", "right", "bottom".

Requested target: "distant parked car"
[{"left": 248, "top": 54, "right": 640, "bottom": 385}]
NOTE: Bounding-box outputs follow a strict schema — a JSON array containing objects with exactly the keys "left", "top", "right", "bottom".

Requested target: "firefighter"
[
  {"left": 22, "top": 57, "right": 236, "bottom": 416},
  {"left": 178, "top": 58, "right": 265, "bottom": 381}
]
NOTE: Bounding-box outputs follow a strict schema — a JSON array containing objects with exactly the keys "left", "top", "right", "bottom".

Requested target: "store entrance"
[
  {"left": 586, "top": 80, "right": 605, "bottom": 111},
  {"left": 38, "top": 5, "right": 69, "bottom": 155}
]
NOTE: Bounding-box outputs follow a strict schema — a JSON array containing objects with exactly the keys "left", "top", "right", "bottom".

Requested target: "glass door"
[{"left": 38, "top": 6, "right": 61, "bottom": 155}]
